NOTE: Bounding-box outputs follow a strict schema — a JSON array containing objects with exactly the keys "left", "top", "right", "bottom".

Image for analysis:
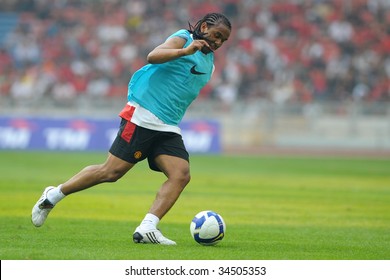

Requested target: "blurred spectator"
[
  {"left": 51, "top": 73, "right": 77, "bottom": 106},
  {"left": 9, "top": 69, "right": 35, "bottom": 103},
  {"left": 86, "top": 72, "right": 110, "bottom": 98}
]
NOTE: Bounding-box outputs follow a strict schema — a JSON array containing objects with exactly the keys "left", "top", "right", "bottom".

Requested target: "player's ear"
[{"left": 200, "top": 22, "right": 208, "bottom": 32}]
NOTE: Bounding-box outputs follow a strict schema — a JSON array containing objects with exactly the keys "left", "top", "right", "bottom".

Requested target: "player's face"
[{"left": 200, "top": 22, "right": 230, "bottom": 52}]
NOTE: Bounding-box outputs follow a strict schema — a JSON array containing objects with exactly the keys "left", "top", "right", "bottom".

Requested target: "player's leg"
[
  {"left": 133, "top": 151, "right": 190, "bottom": 245},
  {"left": 32, "top": 117, "right": 142, "bottom": 227},
  {"left": 148, "top": 154, "right": 190, "bottom": 219},
  {"left": 60, "top": 153, "right": 135, "bottom": 195},
  {"left": 31, "top": 153, "right": 135, "bottom": 227}
]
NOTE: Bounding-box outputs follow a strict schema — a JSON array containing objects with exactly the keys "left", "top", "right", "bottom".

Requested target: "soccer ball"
[{"left": 190, "top": 210, "right": 226, "bottom": 246}]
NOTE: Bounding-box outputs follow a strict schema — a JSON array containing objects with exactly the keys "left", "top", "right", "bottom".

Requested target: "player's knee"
[
  {"left": 107, "top": 170, "right": 125, "bottom": 182},
  {"left": 181, "top": 174, "right": 191, "bottom": 187},
  {"left": 100, "top": 167, "right": 125, "bottom": 182},
  {"left": 176, "top": 169, "right": 191, "bottom": 188}
]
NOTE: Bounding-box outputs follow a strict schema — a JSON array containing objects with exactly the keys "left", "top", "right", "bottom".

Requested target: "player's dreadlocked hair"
[{"left": 188, "top": 13, "right": 232, "bottom": 40}]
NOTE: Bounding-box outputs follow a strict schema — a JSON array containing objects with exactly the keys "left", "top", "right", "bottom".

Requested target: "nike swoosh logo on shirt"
[{"left": 190, "top": 65, "right": 206, "bottom": 75}]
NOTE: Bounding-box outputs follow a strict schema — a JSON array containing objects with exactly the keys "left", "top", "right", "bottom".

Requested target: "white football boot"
[
  {"left": 31, "top": 186, "right": 55, "bottom": 227},
  {"left": 133, "top": 227, "right": 177, "bottom": 245}
]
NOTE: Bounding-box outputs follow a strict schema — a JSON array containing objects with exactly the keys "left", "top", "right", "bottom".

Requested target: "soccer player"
[{"left": 31, "top": 13, "right": 231, "bottom": 245}]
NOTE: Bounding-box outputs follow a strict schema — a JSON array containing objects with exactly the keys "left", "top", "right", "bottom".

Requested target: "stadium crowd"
[{"left": 0, "top": 0, "right": 390, "bottom": 109}]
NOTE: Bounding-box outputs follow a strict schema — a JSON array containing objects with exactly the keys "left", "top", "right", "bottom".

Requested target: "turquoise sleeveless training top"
[{"left": 127, "top": 29, "right": 214, "bottom": 126}]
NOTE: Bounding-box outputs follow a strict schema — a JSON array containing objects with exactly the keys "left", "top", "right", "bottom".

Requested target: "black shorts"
[{"left": 109, "top": 118, "right": 189, "bottom": 172}]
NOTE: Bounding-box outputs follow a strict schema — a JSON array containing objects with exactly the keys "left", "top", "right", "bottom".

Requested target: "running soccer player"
[{"left": 32, "top": 13, "right": 231, "bottom": 245}]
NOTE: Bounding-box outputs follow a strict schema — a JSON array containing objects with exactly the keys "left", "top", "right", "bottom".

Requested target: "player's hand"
[{"left": 185, "top": 40, "right": 211, "bottom": 55}]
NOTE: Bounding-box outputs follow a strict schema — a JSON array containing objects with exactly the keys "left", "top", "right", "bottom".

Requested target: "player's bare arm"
[{"left": 147, "top": 36, "right": 211, "bottom": 64}]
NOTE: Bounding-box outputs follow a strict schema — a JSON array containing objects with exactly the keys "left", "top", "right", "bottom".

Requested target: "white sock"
[
  {"left": 47, "top": 184, "right": 66, "bottom": 205},
  {"left": 139, "top": 213, "right": 160, "bottom": 231}
]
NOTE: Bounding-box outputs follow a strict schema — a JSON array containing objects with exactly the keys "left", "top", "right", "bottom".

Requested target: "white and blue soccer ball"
[{"left": 190, "top": 210, "right": 226, "bottom": 246}]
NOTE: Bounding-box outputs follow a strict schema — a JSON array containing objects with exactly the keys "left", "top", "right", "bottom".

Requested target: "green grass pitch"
[{"left": 0, "top": 151, "right": 389, "bottom": 260}]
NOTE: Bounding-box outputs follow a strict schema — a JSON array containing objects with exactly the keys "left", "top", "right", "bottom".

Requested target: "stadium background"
[
  {"left": 0, "top": 0, "right": 390, "bottom": 155},
  {"left": 1, "top": 0, "right": 390, "bottom": 265}
]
